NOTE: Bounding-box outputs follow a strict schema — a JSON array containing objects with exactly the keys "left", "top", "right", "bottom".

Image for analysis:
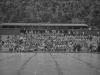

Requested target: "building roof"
[{"left": 1, "top": 23, "right": 88, "bottom": 26}]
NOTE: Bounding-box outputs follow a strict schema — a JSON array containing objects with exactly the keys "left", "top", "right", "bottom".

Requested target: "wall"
[
  {"left": 0, "top": 28, "right": 20, "bottom": 35},
  {"left": 68, "top": 29, "right": 100, "bottom": 36}
]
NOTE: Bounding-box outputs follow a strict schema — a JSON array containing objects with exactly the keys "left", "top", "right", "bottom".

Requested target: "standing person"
[
  {"left": 68, "top": 30, "right": 71, "bottom": 36},
  {"left": 97, "top": 32, "right": 99, "bottom": 37},
  {"left": 82, "top": 32, "right": 85, "bottom": 36},
  {"left": 0, "top": 35, "right": 1, "bottom": 52},
  {"left": 76, "top": 43, "right": 82, "bottom": 52},
  {"left": 97, "top": 42, "right": 100, "bottom": 53},
  {"left": 73, "top": 43, "right": 77, "bottom": 52},
  {"left": 90, "top": 35, "right": 93, "bottom": 41}
]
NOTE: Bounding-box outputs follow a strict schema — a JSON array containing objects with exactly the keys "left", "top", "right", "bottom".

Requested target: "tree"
[{"left": 0, "top": 0, "right": 100, "bottom": 26}]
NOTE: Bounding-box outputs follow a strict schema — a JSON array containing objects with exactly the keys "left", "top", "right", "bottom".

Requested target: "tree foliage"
[{"left": 0, "top": 0, "right": 100, "bottom": 26}]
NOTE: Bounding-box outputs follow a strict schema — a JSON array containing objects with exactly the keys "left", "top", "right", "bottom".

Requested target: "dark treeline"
[{"left": 0, "top": 0, "right": 100, "bottom": 26}]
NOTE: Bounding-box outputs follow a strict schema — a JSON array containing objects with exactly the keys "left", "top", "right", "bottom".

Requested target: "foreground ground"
[{"left": 0, "top": 53, "right": 100, "bottom": 75}]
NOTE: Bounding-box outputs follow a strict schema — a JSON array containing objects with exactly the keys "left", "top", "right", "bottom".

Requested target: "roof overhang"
[{"left": 1, "top": 23, "right": 88, "bottom": 26}]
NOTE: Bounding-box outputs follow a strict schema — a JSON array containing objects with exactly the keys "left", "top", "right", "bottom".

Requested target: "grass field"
[{"left": 0, "top": 53, "right": 100, "bottom": 75}]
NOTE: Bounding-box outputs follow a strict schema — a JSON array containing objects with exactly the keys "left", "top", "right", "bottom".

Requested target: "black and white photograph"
[{"left": 0, "top": 0, "right": 100, "bottom": 75}]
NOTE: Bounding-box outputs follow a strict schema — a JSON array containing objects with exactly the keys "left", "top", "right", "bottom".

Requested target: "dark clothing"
[
  {"left": 98, "top": 43, "right": 100, "bottom": 52},
  {"left": 77, "top": 44, "right": 81, "bottom": 52}
]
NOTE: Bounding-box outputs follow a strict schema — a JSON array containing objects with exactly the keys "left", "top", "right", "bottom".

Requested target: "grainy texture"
[
  {"left": 0, "top": 0, "right": 100, "bottom": 27},
  {"left": 0, "top": 53, "right": 100, "bottom": 75}
]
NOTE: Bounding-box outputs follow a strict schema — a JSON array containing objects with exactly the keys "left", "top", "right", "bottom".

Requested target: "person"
[
  {"left": 97, "top": 32, "right": 99, "bottom": 37},
  {"left": 76, "top": 44, "right": 82, "bottom": 52},
  {"left": 89, "top": 35, "right": 92, "bottom": 41},
  {"left": 82, "top": 32, "right": 84, "bottom": 36},
  {"left": 0, "top": 42, "right": 1, "bottom": 52},
  {"left": 9, "top": 45, "right": 13, "bottom": 52},
  {"left": 0, "top": 35, "right": 1, "bottom": 51},
  {"left": 73, "top": 43, "right": 77, "bottom": 52},
  {"left": 89, "top": 44, "right": 94, "bottom": 52},
  {"left": 97, "top": 42, "right": 100, "bottom": 53}
]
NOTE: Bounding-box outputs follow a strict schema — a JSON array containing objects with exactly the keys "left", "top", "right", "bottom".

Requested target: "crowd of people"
[{"left": 0, "top": 30, "right": 100, "bottom": 53}]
